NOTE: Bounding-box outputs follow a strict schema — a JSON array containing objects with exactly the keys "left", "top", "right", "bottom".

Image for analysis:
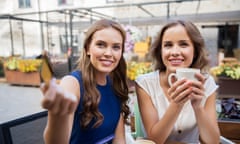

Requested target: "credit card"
[{"left": 40, "top": 55, "right": 54, "bottom": 86}]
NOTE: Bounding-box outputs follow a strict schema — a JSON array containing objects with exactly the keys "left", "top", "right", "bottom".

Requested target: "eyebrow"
[{"left": 95, "top": 40, "right": 122, "bottom": 45}]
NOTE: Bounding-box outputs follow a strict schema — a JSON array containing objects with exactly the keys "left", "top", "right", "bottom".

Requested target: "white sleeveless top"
[{"left": 135, "top": 70, "right": 218, "bottom": 143}]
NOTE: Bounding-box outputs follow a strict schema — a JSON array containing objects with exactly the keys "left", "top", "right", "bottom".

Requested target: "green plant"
[{"left": 210, "top": 63, "right": 240, "bottom": 80}]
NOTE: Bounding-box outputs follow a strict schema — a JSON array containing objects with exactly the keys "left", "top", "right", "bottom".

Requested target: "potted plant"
[
  {"left": 4, "top": 57, "right": 43, "bottom": 86},
  {"left": 127, "top": 62, "right": 152, "bottom": 91},
  {"left": 210, "top": 62, "right": 240, "bottom": 95}
]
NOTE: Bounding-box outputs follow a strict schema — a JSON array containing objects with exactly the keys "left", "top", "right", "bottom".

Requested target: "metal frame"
[{"left": 0, "top": 0, "right": 239, "bottom": 57}]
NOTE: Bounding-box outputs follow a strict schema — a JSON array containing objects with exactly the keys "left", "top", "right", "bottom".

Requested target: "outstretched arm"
[{"left": 41, "top": 76, "right": 79, "bottom": 144}]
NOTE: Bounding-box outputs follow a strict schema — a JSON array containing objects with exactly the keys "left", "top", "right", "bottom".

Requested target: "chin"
[
  {"left": 99, "top": 68, "right": 114, "bottom": 73},
  {"left": 168, "top": 67, "right": 181, "bottom": 73},
  {"left": 169, "top": 67, "right": 178, "bottom": 71}
]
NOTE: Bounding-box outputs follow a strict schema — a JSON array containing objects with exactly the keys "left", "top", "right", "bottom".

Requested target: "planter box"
[
  {"left": 4, "top": 69, "right": 41, "bottom": 86},
  {"left": 218, "top": 120, "right": 240, "bottom": 143},
  {"left": 218, "top": 77, "right": 240, "bottom": 96}
]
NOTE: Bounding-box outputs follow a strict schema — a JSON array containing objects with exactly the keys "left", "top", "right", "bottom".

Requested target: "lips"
[
  {"left": 100, "top": 59, "right": 113, "bottom": 66},
  {"left": 169, "top": 59, "right": 183, "bottom": 65}
]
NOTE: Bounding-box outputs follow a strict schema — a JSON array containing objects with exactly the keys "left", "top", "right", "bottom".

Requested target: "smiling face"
[
  {"left": 161, "top": 24, "right": 194, "bottom": 74},
  {"left": 87, "top": 27, "right": 123, "bottom": 75}
]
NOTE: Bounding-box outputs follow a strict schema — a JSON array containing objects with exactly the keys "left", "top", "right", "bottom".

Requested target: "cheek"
[
  {"left": 114, "top": 51, "right": 123, "bottom": 61},
  {"left": 88, "top": 47, "right": 102, "bottom": 57},
  {"left": 161, "top": 50, "right": 169, "bottom": 65},
  {"left": 161, "top": 49, "right": 169, "bottom": 59},
  {"left": 189, "top": 48, "right": 195, "bottom": 59},
  {"left": 184, "top": 49, "right": 195, "bottom": 63}
]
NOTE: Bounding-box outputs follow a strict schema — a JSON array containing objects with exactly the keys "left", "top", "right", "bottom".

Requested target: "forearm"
[
  {"left": 44, "top": 113, "right": 72, "bottom": 144},
  {"left": 194, "top": 107, "right": 220, "bottom": 144},
  {"left": 149, "top": 103, "right": 182, "bottom": 143},
  {"left": 113, "top": 115, "right": 126, "bottom": 144}
]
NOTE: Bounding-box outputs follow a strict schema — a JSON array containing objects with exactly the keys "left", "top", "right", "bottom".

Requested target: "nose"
[
  {"left": 171, "top": 45, "right": 180, "bottom": 56},
  {"left": 103, "top": 47, "right": 113, "bottom": 56}
]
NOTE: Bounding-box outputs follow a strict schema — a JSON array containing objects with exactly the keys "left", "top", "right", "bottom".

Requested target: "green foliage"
[{"left": 210, "top": 63, "right": 240, "bottom": 80}]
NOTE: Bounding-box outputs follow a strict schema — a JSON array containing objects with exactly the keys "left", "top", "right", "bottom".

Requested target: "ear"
[{"left": 86, "top": 49, "right": 90, "bottom": 55}]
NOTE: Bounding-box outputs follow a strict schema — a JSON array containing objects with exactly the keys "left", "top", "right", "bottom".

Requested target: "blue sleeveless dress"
[{"left": 70, "top": 71, "right": 121, "bottom": 144}]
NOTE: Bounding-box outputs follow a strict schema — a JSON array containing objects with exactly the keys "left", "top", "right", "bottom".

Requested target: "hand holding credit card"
[{"left": 39, "top": 55, "right": 78, "bottom": 112}]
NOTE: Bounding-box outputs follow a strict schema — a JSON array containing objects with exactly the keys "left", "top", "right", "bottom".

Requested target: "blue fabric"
[{"left": 69, "top": 71, "right": 121, "bottom": 144}]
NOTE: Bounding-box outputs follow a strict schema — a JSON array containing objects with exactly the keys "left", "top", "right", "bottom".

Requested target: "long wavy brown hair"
[
  {"left": 77, "top": 19, "right": 130, "bottom": 128},
  {"left": 151, "top": 20, "right": 209, "bottom": 72}
]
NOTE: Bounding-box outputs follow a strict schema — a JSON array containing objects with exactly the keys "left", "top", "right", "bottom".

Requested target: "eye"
[
  {"left": 179, "top": 42, "right": 189, "bottom": 47},
  {"left": 96, "top": 41, "right": 106, "bottom": 48},
  {"left": 163, "top": 42, "right": 172, "bottom": 48},
  {"left": 112, "top": 45, "right": 121, "bottom": 51}
]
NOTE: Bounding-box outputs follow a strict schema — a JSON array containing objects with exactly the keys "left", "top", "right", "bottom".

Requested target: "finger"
[
  {"left": 40, "top": 83, "right": 48, "bottom": 94},
  {"left": 192, "top": 87, "right": 205, "bottom": 97},
  {"left": 178, "top": 95, "right": 190, "bottom": 105},
  {"left": 59, "top": 91, "right": 78, "bottom": 115},
  {"left": 191, "top": 80, "right": 205, "bottom": 92},
  {"left": 59, "top": 97, "right": 71, "bottom": 116},
  {"left": 41, "top": 82, "right": 57, "bottom": 109},
  {"left": 170, "top": 80, "right": 191, "bottom": 99},
  {"left": 195, "top": 73, "right": 208, "bottom": 84},
  {"left": 44, "top": 86, "right": 60, "bottom": 114},
  {"left": 168, "top": 79, "right": 187, "bottom": 98},
  {"left": 174, "top": 87, "right": 192, "bottom": 103},
  {"left": 40, "top": 78, "right": 56, "bottom": 92},
  {"left": 50, "top": 93, "right": 62, "bottom": 115},
  {"left": 67, "top": 95, "right": 78, "bottom": 114},
  {"left": 41, "top": 98, "right": 54, "bottom": 109}
]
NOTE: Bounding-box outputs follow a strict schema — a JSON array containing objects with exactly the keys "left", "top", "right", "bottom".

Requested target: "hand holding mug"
[
  {"left": 167, "top": 68, "right": 206, "bottom": 108},
  {"left": 167, "top": 68, "right": 200, "bottom": 106}
]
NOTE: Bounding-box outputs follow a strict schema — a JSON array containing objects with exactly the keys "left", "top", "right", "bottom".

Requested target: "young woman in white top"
[{"left": 135, "top": 20, "right": 220, "bottom": 144}]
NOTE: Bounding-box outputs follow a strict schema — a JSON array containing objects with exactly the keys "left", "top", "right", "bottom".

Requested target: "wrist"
[
  {"left": 192, "top": 104, "right": 204, "bottom": 112},
  {"left": 169, "top": 102, "right": 184, "bottom": 112}
]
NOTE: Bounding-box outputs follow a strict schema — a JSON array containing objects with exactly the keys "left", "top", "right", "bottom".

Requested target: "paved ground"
[{"left": 0, "top": 81, "right": 45, "bottom": 123}]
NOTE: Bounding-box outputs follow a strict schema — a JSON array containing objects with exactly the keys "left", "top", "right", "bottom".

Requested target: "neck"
[
  {"left": 160, "top": 71, "right": 171, "bottom": 100},
  {"left": 160, "top": 71, "right": 170, "bottom": 88},
  {"left": 95, "top": 73, "right": 107, "bottom": 86}
]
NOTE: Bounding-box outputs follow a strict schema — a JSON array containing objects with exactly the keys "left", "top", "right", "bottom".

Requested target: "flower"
[
  {"left": 123, "top": 25, "right": 143, "bottom": 53},
  {"left": 127, "top": 62, "right": 152, "bottom": 80},
  {"left": 5, "top": 57, "right": 42, "bottom": 73},
  {"left": 210, "top": 62, "right": 240, "bottom": 80}
]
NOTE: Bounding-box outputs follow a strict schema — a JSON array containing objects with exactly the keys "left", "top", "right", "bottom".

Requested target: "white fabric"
[{"left": 135, "top": 70, "right": 218, "bottom": 143}]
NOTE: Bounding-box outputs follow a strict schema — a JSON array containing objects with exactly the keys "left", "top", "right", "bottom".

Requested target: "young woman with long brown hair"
[{"left": 41, "top": 19, "right": 130, "bottom": 144}]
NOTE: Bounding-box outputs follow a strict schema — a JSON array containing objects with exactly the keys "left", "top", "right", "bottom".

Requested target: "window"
[
  {"left": 18, "top": 0, "right": 31, "bottom": 8},
  {"left": 218, "top": 25, "right": 238, "bottom": 57},
  {"left": 58, "top": 0, "right": 73, "bottom": 5}
]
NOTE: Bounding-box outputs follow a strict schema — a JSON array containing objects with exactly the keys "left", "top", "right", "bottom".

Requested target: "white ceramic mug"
[{"left": 168, "top": 68, "right": 200, "bottom": 86}]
